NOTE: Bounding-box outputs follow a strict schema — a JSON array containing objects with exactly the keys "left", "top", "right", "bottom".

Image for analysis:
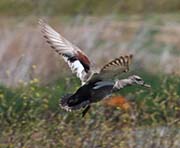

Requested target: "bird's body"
[
  {"left": 60, "top": 75, "right": 150, "bottom": 116},
  {"left": 60, "top": 79, "right": 114, "bottom": 110},
  {"left": 39, "top": 20, "right": 151, "bottom": 117}
]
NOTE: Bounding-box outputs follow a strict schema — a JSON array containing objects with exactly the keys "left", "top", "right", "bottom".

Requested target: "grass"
[
  {"left": 0, "top": 0, "right": 180, "bottom": 16},
  {"left": 0, "top": 14, "right": 180, "bottom": 147},
  {"left": 0, "top": 71, "right": 180, "bottom": 147}
]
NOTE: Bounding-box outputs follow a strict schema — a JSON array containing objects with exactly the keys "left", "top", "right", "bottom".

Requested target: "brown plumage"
[{"left": 101, "top": 55, "right": 133, "bottom": 72}]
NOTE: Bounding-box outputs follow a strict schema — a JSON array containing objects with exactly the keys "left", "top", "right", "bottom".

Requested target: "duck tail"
[
  {"left": 59, "top": 94, "right": 90, "bottom": 112},
  {"left": 60, "top": 94, "right": 73, "bottom": 112}
]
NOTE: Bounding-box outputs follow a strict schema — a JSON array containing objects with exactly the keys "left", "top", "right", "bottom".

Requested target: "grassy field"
[
  {"left": 0, "top": 71, "right": 180, "bottom": 147},
  {"left": 0, "top": 14, "right": 180, "bottom": 147}
]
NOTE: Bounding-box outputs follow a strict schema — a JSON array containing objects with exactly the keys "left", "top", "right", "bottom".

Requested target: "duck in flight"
[{"left": 39, "top": 20, "right": 151, "bottom": 117}]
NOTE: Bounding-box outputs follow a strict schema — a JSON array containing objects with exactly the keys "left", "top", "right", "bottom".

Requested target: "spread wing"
[
  {"left": 90, "top": 55, "right": 133, "bottom": 81},
  {"left": 101, "top": 54, "right": 133, "bottom": 72},
  {"left": 39, "top": 19, "right": 91, "bottom": 84}
]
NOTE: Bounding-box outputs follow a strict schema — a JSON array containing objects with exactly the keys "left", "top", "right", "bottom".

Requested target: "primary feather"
[
  {"left": 89, "top": 54, "right": 133, "bottom": 82},
  {"left": 39, "top": 19, "right": 92, "bottom": 85}
]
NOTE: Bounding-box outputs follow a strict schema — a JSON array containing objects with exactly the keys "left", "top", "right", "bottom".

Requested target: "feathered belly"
[
  {"left": 90, "top": 86, "right": 113, "bottom": 103},
  {"left": 60, "top": 94, "right": 90, "bottom": 112}
]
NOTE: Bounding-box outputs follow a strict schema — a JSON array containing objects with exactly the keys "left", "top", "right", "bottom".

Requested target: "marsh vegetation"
[{"left": 0, "top": 1, "right": 180, "bottom": 147}]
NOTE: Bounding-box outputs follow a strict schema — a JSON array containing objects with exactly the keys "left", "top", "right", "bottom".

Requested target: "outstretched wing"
[
  {"left": 99, "top": 54, "right": 133, "bottom": 79},
  {"left": 39, "top": 19, "right": 91, "bottom": 84},
  {"left": 101, "top": 54, "right": 133, "bottom": 72},
  {"left": 90, "top": 55, "right": 133, "bottom": 81}
]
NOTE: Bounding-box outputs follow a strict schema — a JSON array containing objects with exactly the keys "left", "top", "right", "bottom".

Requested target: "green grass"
[{"left": 0, "top": 72, "right": 180, "bottom": 147}]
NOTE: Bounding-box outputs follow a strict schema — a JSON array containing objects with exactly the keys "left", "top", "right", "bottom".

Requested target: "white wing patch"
[
  {"left": 63, "top": 56, "right": 86, "bottom": 83},
  {"left": 70, "top": 60, "right": 85, "bottom": 78}
]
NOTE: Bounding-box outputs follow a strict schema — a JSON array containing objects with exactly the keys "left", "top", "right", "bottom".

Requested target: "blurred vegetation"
[
  {"left": 0, "top": 0, "right": 180, "bottom": 16},
  {"left": 0, "top": 0, "right": 180, "bottom": 147},
  {"left": 0, "top": 71, "right": 180, "bottom": 147}
]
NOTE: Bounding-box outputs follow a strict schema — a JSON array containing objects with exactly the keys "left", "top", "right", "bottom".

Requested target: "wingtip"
[
  {"left": 38, "top": 19, "right": 44, "bottom": 25},
  {"left": 38, "top": 18, "right": 48, "bottom": 28},
  {"left": 38, "top": 19, "right": 50, "bottom": 34}
]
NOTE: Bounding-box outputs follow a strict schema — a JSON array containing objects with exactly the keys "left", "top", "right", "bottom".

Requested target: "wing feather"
[
  {"left": 39, "top": 19, "right": 91, "bottom": 84},
  {"left": 89, "top": 55, "right": 133, "bottom": 82},
  {"left": 101, "top": 54, "right": 133, "bottom": 72}
]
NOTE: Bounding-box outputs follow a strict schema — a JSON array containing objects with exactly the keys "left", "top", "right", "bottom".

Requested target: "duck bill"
[{"left": 142, "top": 83, "right": 151, "bottom": 88}]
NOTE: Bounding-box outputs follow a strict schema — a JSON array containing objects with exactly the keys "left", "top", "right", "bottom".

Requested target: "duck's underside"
[
  {"left": 59, "top": 80, "right": 115, "bottom": 117},
  {"left": 60, "top": 94, "right": 92, "bottom": 117},
  {"left": 60, "top": 94, "right": 90, "bottom": 112}
]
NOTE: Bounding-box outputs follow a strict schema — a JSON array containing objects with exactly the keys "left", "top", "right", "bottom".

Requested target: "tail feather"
[{"left": 59, "top": 94, "right": 90, "bottom": 112}]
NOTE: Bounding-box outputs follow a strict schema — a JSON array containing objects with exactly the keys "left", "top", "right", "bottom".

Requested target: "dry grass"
[{"left": 0, "top": 16, "right": 180, "bottom": 86}]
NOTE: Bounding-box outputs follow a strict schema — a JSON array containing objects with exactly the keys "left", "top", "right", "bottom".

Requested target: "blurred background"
[{"left": 0, "top": 0, "right": 180, "bottom": 148}]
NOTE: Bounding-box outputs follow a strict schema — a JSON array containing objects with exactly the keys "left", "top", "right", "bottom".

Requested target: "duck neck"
[{"left": 114, "top": 78, "right": 133, "bottom": 89}]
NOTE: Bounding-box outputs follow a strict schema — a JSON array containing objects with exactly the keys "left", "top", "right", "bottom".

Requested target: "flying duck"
[{"left": 39, "top": 20, "right": 150, "bottom": 117}]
